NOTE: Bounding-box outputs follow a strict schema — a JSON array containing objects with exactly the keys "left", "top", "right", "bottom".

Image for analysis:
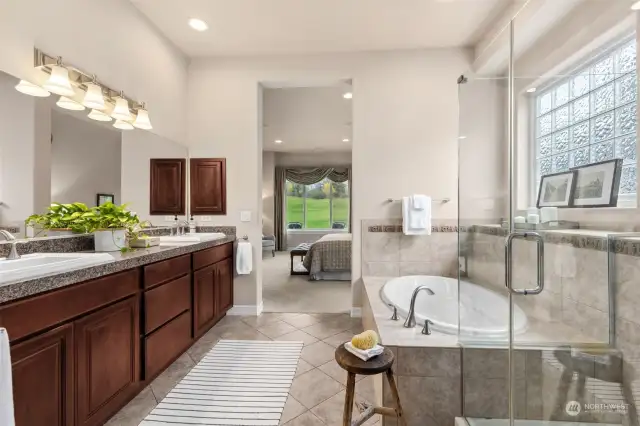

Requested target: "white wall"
[
  {"left": 51, "top": 111, "right": 122, "bottom": 207},
  {"left": 0, "top": 0, "right": 188, "bottom": 144},
  {"left": 121, "top": 131, "right": 188, "bottom": 225},
  {"left": 0, "top": 71, "right": 51, "bottom": 229},
  {"left": 188, "top": 49, "right": 469, "bottom": 309},
  {"left": 262, "top": 151, "right": 275, "bottom": 234}
]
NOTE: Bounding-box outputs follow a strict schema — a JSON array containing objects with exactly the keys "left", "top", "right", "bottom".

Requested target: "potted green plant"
[
  {"left": 82, "top": 202, "right": 141, "bottom": 252},
  {"left": 25, "top": 202, "right": 92, "bottom": 236}
]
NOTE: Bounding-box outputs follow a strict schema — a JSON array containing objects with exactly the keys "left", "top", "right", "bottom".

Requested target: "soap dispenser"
[{"left": 189, "top": 215, "right": 196, "bottom": 234}]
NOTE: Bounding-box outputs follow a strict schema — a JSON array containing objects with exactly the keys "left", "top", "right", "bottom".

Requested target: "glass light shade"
[
  {"left": 88, "top": 109, "right": 112, "bottom": 122},
  {"left": 15, "top": 80, "right": 50, "bottom": 97},
  {"left": 111, "top": 97, "right": 132, "bottom": 121},
  {"left": 83, "top": 83, "right": 105, "bottom": 110},
  {"left": 43, "top": 65, "right": 75, "bottom": 97},
  {"left": 113, "top": 119, "right": 134, "bottom": 130},
  {"left": 132, "top": 108, "right": 152, "bottom": 130},
  {"left": 56, "top": 96, "right": 85, "bottom": 111}
]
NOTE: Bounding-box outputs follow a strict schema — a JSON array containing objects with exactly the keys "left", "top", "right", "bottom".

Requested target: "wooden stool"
[{"left": 335, "top": 345, "right": 407, "bottom": 426}]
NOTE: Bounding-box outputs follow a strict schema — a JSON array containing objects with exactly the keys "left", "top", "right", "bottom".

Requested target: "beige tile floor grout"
[{"left": 107, "top": 312, "right": 379, "bottom": 426}]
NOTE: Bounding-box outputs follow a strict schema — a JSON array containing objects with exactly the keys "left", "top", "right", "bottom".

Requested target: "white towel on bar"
[
  {"left": 402, "top": 196, "right": 432, "bottom": 235},
  {"left": 235, "top": 241, "right": 253, "bottom": 275},
  {"left": 411, "top": 194, "right": 429, "bottom": 210},
  {"left": 0, "top": 328, "right": 15, "bottom": 426}
]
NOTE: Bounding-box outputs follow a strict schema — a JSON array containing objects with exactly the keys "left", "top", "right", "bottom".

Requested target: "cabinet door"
[
  {"left": 193, "top": 265, "right": 216, "bottom": 337},
  {"left": 217, "top": 258, "right": 234, "bottom": 314},
  {"left": 190, "top": 158, "right": 226, "bottom": 215},
  {"left": 150, "top": 158, "right": 186, "bottom": 215},
  {"left": 75, "top": 297, "right": 139, "bottom": 426},
  {"left": 11, "top": 324, "right": 73, "bottom": 426}
]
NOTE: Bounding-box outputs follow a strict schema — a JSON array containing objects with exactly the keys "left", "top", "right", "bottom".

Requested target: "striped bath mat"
[{"left": 140, "top": 340, "right": 303, "bottom": 426}]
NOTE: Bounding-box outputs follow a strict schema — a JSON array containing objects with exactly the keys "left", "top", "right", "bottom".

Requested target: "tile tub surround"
[
  {"left": 0, "top": 236, "right": 236, "bottom": 303},
  {"left": 362, "top": 219, "right": 459, "bottom": 278}
]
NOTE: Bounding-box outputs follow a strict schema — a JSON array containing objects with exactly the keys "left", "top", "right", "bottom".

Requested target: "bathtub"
[{"left": 380, "top": 275, "right": 528, "bottom": 338}]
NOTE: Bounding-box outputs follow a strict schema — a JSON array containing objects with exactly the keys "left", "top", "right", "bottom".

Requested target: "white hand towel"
[
  {"left": 235, "top": 241, "right": 253, "bottom": 275},
  {"left": 402, "top": 196, "right": 432, "bottom": 236},
  {"left": 0, "top": 328, "right": 15, "bottom": 426},
  {"left": 411, "top": 195, "right": 428, "bottom": 210},
  {"left": 344, "top": 342, "right": 384, "bottom": 361}
]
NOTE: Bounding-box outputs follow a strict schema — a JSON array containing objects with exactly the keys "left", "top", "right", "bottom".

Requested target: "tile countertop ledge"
[{"left": 0, "top": 236, "right": 236, "bottom": 304}]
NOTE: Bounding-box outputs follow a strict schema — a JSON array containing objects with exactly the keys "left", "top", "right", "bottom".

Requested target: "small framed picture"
[
  {"left": 571, "top": 159, "right": 623, "bottom": 208},
  {"left": 536, "top": 170, "right": 578, "bottom": 208},
  {"left": 97, "top": 193, "right": 115, "bottom": 206}
]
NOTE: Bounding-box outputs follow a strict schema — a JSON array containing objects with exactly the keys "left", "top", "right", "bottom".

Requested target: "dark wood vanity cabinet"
[
  {"left": 75, "top": 296, "right": 139, "bottom": 426},
  {"left": 150, "top": 158, "right": 186, "bottom": 215},
  {"left": 190, "top": 158, "right": 226, "bottom": 215},
  {"left": 3, "top": 242, "right": 234, "bottom": 426},
  {"left": 11, "top": 324, "right": 74, "bottom": 426}
]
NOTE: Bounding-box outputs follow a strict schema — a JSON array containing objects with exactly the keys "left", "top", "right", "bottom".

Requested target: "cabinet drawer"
[
  {"left": 144, "top": 311, "right": 191, "bottom": 380},
  {"left": 0, "top": 269, "right": 139, "bottom": 342},
  {"left": 193, "top": 243, "right": 233, "bottom": 270},
  {"left": 144, "top": 254, "right": 190, "bottom": 288},
  {"left": 144, "top": 274, "right": 191, "bottom": 334}
]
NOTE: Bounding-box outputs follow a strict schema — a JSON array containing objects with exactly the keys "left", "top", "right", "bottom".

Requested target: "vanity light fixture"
[
  {"left": 132, "top": 102, "right": 152, "bottom": 130},
  {"left": 113, "top": 119, "right": 134, "bottom": 130},
  {"left": 458, "top": 136, "right": 467, "bottom": 140},
  {"left": 14, "top": 80, "right": 50, "bottom": 97},
  {"left": 343, "top": 138, "right": 350, "bottom": 142},
  {"left": 83, "top": 76, "right": 105, "bottom": 110},
  {"left": 56, "top": 96, "right": 86, "bottom": 111},
  {"left": 188, "top": 18, "right": 209, "bottom": 31},
  {"left": 88, "top": 109, "right": 113, "bottom": 122},
  {"left": 274, "top": 139, "right": 283, "bottom": 144},
  {"left": 632, "top": 1, "right": 640, "bottom": 10},
  {"left": 343, "top": 92, "right": 353, "bottom": 99},
  {"left": 111, "top": 92, "right": 132, "bottom": 121},
  {"left": 42, "top": 58, "right": 75, "bottom": 97},
  {"left": 526, "top": 87, "right": 537, "bottom": 93}
]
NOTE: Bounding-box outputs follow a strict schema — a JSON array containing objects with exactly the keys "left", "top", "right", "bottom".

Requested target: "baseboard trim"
[
  {"left": 227, "top": 303, "right": 263, "bottom": 316},
  {"left": 350, "top": 307, "right": 362, "bottom": 318}
]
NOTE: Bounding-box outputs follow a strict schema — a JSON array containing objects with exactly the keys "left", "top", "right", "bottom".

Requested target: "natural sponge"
[{"left": 351, "top": 330, "right": 379, "bottom": 350}]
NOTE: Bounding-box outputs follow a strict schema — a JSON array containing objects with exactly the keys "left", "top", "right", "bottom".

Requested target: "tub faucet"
[
  {"left": 0, "top": 230, "right": 20, "bottom": 260},
  {"left": 403, "top": 285, "right": 435, "bottom": 329}
]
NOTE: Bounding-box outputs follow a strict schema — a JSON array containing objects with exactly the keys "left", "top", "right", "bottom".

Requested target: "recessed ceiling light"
[
  {"left": 188, "top": 18, "right": 209, "bottom": 31},
  {"left": 274, "top": 139, "right": 283, "bottom": 144},
  {"left": 632, "top": 1, "right": 640, "bottom": 10},
  {"left": 343, "top": 138, "right": 350, "bottom": 143},
  {"left": 526, "top": 87, "right": 537, "bottom": 93},
  {"left": 343, "top": 92, "right": 353, "bottom": 99}
]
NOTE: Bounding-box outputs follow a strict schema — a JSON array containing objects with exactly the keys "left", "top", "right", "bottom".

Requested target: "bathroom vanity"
[{"left": 0, "top": 237, "right": 235, "bottom": 426}]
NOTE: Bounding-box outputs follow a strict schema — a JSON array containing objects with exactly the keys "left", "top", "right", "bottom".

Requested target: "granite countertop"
[{"left": 0, "top": 236, "right": 236, "bottom": 305}]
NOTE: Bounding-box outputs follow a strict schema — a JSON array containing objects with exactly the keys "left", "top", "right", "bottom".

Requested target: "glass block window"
[{"left": 535, "top": 38, "right": 638, "bottom": 199}]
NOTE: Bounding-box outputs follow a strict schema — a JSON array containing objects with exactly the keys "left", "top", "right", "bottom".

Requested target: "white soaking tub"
[{"left": 380, "top": 275, "right": 528, "bottom": 338}]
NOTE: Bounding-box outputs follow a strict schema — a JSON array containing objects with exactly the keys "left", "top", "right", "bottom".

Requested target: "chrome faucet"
[
  {"left": 0, "top": 230, "right": 20, "bottom": 260},
  {"left": 403, "top": 285, "right": 435, "bottom": 328},
  {"left": 178, "top": 220, "right": 191, "bottom": 235}
]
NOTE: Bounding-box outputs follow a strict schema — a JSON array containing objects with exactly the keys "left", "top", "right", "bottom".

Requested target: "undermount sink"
[
  {"left": 159, "top": 232, "right": 226, "bottom": 246},
  {"left": 0, "top": 253, "right": 114, "bottom": 285}
]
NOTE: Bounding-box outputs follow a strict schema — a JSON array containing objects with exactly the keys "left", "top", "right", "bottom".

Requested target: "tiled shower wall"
[{"left": 361, "top": 219, "right": 459, "bottom": 278}]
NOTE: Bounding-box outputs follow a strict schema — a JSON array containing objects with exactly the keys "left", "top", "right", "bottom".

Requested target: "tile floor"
[{"left": 107, "top": 312, "right": 380, "bottom": 426}]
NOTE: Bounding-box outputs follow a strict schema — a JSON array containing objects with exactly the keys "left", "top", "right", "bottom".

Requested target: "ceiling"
[
  {"left": 263, "top": 86, "right": 352, "bottom": 152},
  {"left": 130, "top": 0, "right": 510, "bottom": 57}
]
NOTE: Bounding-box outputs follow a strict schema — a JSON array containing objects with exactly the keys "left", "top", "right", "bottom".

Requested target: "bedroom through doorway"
[{"left": 260, "top": 81, "right": 353, "bottom": 314}]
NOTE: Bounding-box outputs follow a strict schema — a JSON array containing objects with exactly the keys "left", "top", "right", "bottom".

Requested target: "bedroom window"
[
  {"left": 285, "top": 178, "right": 349, "bottom": 230},
  {"left": 533, "top": 37, "right": 637, "bottom": 203}
]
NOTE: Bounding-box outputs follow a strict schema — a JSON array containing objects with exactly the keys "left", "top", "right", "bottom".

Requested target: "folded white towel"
[
  {"left": 236, "top": 241, "right": 253, "bottom": 275},
  {"left": 411, "top": 194, "right": 428, "bottom": 210},
  {"left": 402, "top": 196, "right": 432, "bottom": 236},
  {"left": 0, "top": 329, "right": 15, "bottom": 426},
  {"left": 344, "top": 342, "right": 384, "bottom": 361}
]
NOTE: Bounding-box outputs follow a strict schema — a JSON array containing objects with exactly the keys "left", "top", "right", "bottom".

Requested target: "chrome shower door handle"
[{"left": 505, "top": 231, "right": 544, "bottom": 295}]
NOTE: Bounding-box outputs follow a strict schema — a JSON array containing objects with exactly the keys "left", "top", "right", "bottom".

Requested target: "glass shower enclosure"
[{"left": 458, "top": 1, "right": 637, "bottom": 426}]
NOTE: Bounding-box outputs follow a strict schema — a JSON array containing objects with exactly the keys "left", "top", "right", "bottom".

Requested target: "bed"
[{"left": 302, "top": 233, "right": 352, "bottom": 281}]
